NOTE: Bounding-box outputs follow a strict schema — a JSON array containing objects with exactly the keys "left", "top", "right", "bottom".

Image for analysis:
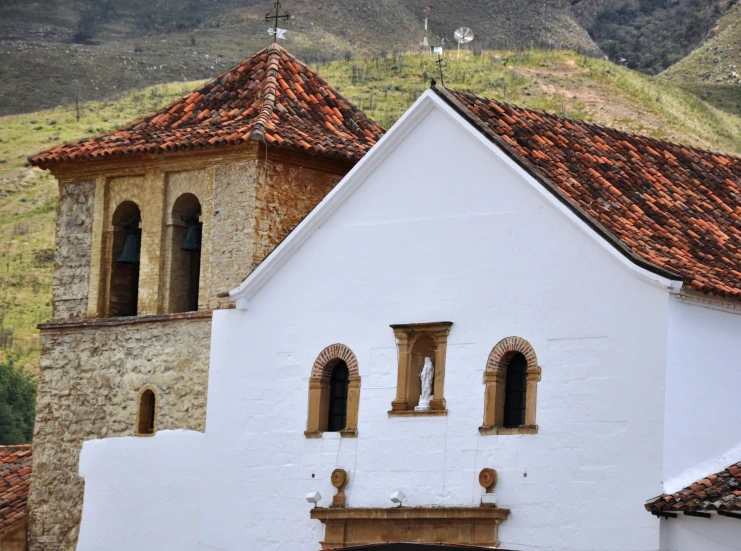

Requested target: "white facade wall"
[
  {"left": 660, "top": 516, "right": 741, "bottom": 551},
  {"left": 77, "top": 431, "right": 204, "bottom": 551},
  {"left": 663, "top": 298, "right": 741, "bottom": 486},
  {"left": 77, "top": 97, "right": 702, "bottom": 551}
]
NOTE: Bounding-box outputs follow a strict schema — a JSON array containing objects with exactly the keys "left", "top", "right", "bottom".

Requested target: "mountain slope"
[
  {"left": 0, "top": 0, "right": 602, "bottom": 116},
  {"left": 574, "top": 0, "right": 731, "bottom": 75},
  {"left": 662, "top": 1, "right": 741, "bottom": 85}
]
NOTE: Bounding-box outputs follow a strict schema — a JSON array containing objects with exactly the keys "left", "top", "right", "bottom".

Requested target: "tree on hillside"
[{"left": 0, "top": 361, "right": 36, "bottom": 445}]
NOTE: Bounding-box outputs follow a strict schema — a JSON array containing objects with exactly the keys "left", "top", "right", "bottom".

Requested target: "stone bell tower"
[{"left": 26, "top": 43, "right": 384, "bottom": 551}]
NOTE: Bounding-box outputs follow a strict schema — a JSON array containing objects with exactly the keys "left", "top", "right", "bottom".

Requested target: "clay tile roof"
[
  {"left": 645, "top": 461, "right": 741, "bottom": 513},
  {"left": 0, "top": 445, "right": 32, "bottom": 534},
  {"left": 435, "top": 86, "right": 741, "bottom": 300},
  {"left": 29, "top": 44, "right": 384, "bottom": 168}
]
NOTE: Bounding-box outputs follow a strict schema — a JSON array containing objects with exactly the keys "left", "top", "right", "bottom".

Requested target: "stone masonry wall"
[
  {"left": 53, "top": 179, "right": 95, "bottom": 321},
  {"left": 28, "top": 315, "right": 211, "bottom": 551},
  {"left": 252, "top": 156, "right": 344, "bottom": 267}
]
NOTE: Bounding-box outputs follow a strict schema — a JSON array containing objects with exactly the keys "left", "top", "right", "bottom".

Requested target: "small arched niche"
[
  {"left": 168, "top": 193, "right": 202, "bottom": 313},
  {"left": 136, "top": 388, "right": 157, "bottom": 436},
  {"left": 108, "top": 201, "right": 141, "bottom": 317}
]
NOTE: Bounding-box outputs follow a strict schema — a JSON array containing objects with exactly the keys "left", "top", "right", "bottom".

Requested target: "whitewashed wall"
[
  {"left": 660, "top": 516, "right": 741, "bottom": 551},
  {"left": 78, "top": 97, "right": 677, "bottom": 551},
  {"left": 663, "top": 298, "right": 741, "bottom": 485},
  {"left": 77, "top": 431, "right": 204, "bottom": 551}
]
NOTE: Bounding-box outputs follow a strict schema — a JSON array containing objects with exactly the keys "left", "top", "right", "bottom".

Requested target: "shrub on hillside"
[{"left": 0, "top": 361, "right": 36, "bottom": 445}]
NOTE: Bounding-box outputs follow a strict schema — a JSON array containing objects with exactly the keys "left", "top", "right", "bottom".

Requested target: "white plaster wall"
[
  {"left": 663, "top": 298, "right": 741, "bottom": 485},
  {"left": 199, "top": 105, "right": 670, "bottom": 551},
  {"left": 76, "top": 431, "right": 204, "bottom": 551},
  {"left": 77, "top": 101, "right": 673, "bottom": 551},
  {"left": 660, "top": 516, "right": 741, "bottom": 551}
]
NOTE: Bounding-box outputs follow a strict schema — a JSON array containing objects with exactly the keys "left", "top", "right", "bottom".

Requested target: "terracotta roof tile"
[
  {"left": 29, "top": 45, "right": 384, "bottom": 168},
  {"left": 437, "top": 87, "right": 741, "bottom": 300},
  {"left": 0, "top": 445, "right": 32, "bottom": 534},
  {"left": 646, "top": 461, "right": 741, "bottom": 513}
]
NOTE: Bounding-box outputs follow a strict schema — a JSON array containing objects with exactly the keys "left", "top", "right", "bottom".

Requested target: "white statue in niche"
[{"left": 415, "top": 357, "right": 434, "bottom": 411}]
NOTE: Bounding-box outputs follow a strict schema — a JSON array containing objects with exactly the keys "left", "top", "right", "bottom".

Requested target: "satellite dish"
[
  {"left": 454, "top": 27, "right": 474, "bottom": 58},
  {"left": 454, "top": 27, "right": 474, "bottom": 45}
]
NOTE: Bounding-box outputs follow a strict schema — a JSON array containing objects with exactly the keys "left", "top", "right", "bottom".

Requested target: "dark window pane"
[
  {"left": 503, "top": 353, "right": 527, "bottom": 428},
  {"left": 327, "top": 361, "right": 349, "bottom": 432}
]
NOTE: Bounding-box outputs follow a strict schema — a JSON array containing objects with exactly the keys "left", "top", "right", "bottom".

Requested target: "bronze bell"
[
  {"left": 116, "top": 233, "right": 141, "bottom": 264},
  {"left": 180, "top": 225, "right": 202, "bottom": 252}
]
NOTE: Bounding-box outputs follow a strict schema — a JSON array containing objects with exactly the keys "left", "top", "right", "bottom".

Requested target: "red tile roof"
[
  {"left": 0, "top": 445, "right": 32, "bottom": 534},
  {"left": 29, "top": 44, "right": 384, "bottom": 168},
  {"left": 436, "top": 86, "right": 741, "bottom": 300},
  {"left": 646, "top": 461, "right": 741, "bottom": 513}
]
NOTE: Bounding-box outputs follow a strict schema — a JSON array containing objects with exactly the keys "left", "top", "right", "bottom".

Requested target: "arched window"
[
  {"left": 327, "top": 361, "right": 350, "bottom": 432},
  {"left": 167, "top": 193, "right": 202, "bottom": 313},
  {"left": 306, "top": 344, "right": 361, "bottom": 438},
  {"left": 481, "top": 337, "right": 541, "bottom": 435},
  {"left": 503, "top": 353, "right": 528, "bottom": 428},
  {"left": 137, "top": 388, "right": 157, "bottom": 436},
  {"left": 108, "top": 201, "right": 141, "bottom": 317}
]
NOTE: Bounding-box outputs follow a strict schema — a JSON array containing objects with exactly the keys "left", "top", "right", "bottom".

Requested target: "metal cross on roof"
[
  {"left": 266, "top": 1, "right": 290, "bottom": 43},
  {"left": 436, "top": 54, "right": 446, "bottom": 87}
]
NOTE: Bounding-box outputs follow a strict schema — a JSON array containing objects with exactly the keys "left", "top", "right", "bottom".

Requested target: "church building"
[{"left": 64, "top": 75, "right": 741, "bottom": 549}]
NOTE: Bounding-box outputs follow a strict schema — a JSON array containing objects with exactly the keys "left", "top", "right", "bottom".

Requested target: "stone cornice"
[
  {"left": 310, "top": 506, "right": 510, "bottom": 522},
  {"left": 48, "top": 142, "right": 353, "bottom": 182},
  {"left": 39, "top": 310, "right": 213, "bottom": 332}
]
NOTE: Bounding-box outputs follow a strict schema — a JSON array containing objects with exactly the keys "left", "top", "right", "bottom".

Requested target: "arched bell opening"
[
  {"left": 108, "top": 201, "right": 141, "bottom": 317},
  {"left": 168, "top": 193, "right": 202, "bottom": 313}
]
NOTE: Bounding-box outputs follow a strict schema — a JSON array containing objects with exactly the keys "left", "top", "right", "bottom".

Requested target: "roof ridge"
[{"left": 249, "top": 43, "right": 282, "bottom": 144}]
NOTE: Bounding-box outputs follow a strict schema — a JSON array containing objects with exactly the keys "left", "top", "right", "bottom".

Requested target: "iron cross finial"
[
  {"left": 436, "top": 54, "right": 446, "bottom": 87},
  {"left": 266, "top": 1, "right": 290, "bottom": 43}
]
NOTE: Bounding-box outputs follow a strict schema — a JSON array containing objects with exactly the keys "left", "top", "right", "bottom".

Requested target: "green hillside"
[{"left": 3, "top": 49, "right": 741, "bottom": 372}]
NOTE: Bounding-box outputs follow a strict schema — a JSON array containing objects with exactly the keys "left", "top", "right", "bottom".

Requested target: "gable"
[{"left": 231, "top": 90, "right": 681, "bottom": 307}]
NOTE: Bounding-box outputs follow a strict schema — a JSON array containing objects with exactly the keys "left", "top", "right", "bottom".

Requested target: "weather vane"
[
  {"left": 435, "top": 54, "right": 446, "bottom": 87},
  {"left": 266, "top": 1, "right": 290, "bottom": 42}
]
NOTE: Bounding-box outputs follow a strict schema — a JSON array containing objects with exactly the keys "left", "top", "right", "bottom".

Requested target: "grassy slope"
[{"left": 3, "top": 49, "right": 741, "bottom": 372}]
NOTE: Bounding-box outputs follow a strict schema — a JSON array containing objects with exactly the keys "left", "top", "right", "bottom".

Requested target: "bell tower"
[{"left": 26, "top": 43, "right": 383, "bottom": 551}]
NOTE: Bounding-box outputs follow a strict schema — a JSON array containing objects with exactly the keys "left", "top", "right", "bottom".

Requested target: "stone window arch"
[
  {"left": 305, "top": 344, "right": 360, "bottom": 439},
  {"left": 480, "top": 337, "right": 541, "bottom": 435},
  {"left": 165, "top": 193, "right": 202, "bottom": 313},
  {"left": 136, "top": 387, "right": 158, "bottom": 436},
  {"left": 107, "top": 201, "right": 141, "bottom": 317}
]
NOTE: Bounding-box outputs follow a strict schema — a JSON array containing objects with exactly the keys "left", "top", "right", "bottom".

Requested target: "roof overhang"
[{"left": 230, "top": 88, "right": 683, "bottom": 308}]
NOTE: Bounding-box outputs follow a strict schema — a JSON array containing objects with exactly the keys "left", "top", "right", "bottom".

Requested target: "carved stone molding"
[{"left": 310, "top": 506, "right": 510, "bottom": 549}]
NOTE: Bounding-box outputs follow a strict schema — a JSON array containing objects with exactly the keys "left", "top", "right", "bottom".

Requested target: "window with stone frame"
[
  {"left": 137, "top": 388, "right": 158, "bottom": 436},
  {"left": 388, "top": 322, "right": 453, "bottom": 417},
  {"left": 166, "top": 193, "right": 203, "bottom": 313},
  {"left": 480, "top": 337, "right": 541, "bottom": 435},
  {"left": 305, "top": 345, "right": 361, "bottom": 438},
  {"left": 107, "top": 201, "right": 142, "bottom": 317}
]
